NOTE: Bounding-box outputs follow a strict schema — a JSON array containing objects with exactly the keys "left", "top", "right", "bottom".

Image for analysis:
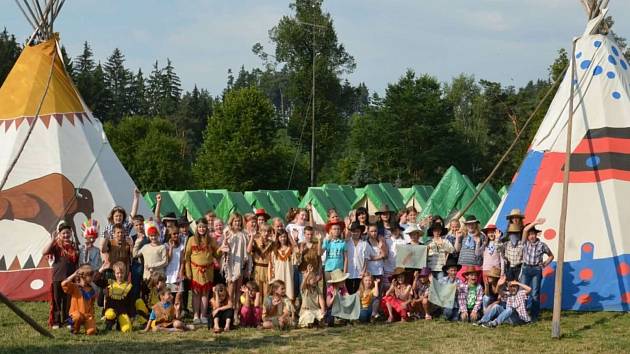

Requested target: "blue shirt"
[{"left": 322, "top": 238, "right": 346, "bottom": 272}]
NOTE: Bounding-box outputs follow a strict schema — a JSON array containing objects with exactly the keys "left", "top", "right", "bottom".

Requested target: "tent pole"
[
  {"left": 552, "top": 38, "right": 578, "bottom": 339},
  {"left": 0, "top": 292, "right": 53, "bottom": 338}
]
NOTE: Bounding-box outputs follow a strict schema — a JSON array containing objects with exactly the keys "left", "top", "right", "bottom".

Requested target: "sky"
[{"left": 2, "top": 0, "right": 630, "bottom": 96}]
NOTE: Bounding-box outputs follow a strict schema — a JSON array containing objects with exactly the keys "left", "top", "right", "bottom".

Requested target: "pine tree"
[
  {"left": 91, "top": 63, "right": 110, "bottom": 119},
  {"left": 160, "top": 58, "right": 182, "bottom": 116},
  {"left": 60, "top": 45, "right": 74, "bottom": 78},
  {"left": 147, "top": 61, "right": 163, "bottom": 116},
  {"left": 103, "top": 48, "right": 132, "bottom": 122},
  {"left": 74, "top": 41, "right": 96, "bottom": 108},
  {"left": 129, "top": 69, "right": 148, "bottom": 116},
  {"left": 0, "top": 28, "right": 21, "bottom": 84}
]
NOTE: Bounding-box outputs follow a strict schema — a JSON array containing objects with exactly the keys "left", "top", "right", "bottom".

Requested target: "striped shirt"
[
  {"left": 457, "top": 282, "right": 483, "bottom": 312},
  {"left": 506, "top": 289, "right": 530, "bottom": 322},
  {"left": 427, "top": 239, "right": 455, "bottom": 271},
  {"left": 522, "top": 239, "right": 551, "bottom": 266},
  {"left": 504, "top": 240, "right": 524, "bottom": 267}
]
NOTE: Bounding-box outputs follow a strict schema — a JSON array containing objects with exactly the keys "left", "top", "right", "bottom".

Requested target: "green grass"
[{"left": 0, "top": 302, "right": 628, "bottom": 353}]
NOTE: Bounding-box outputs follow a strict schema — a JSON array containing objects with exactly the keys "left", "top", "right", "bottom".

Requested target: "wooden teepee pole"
[
  {"left": 552, "top": 38, "right": 578, "bottom": 340},
  {"left": 0, "top": 292, "right": 53, "bottom": 338}
]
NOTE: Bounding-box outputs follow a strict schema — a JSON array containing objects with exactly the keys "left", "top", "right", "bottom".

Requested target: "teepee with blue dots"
[{"left": 490, "top": 3, "right": 630, "bottom": 311}]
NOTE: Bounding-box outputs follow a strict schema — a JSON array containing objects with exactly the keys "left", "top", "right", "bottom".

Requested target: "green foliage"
[
  {"left": 103, "top": 48, "right": 133, "bottom": 122},
  {"left": 194, "top": 87, "right": 304, "bottom": 191},
  {"left": 104, "top": 116, "right": 191, "bottom": 191},
  {"left": 0, "top": 28, "right": 20, "bottom": 85}
]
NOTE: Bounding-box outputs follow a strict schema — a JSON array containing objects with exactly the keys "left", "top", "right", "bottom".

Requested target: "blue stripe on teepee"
[{"left": 496, "top": 150, "right": 544, "bottom": 231}]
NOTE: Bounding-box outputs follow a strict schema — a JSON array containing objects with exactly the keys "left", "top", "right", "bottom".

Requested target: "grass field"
[{"left": 0, "top": 302, "right": 628, "bottom": 353}]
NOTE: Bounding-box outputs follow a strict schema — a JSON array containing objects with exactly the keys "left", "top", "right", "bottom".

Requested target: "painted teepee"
[
  {"left": 0, "top": 0, "right": 148, "bottom": 300},
  {"left": 491, "top": 4, "right": 630, "bottom": 311}
]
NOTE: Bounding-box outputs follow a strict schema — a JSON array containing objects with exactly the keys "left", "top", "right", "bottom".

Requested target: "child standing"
[
  {"left": 239, "top": 281, "right": 262, "bottom": 327},
  {"left": 383, "top": 224, "right": 406, "bottom": 290},
  {"left": 358, "top": 272, "right": 379, "bottom": 323},
  {"left": 346, "top": 222, "right": 369, "bottom": 294},
  {"left": 381, "top": 268, "right": 412, "bottom": 322},
  {"left": 79, "top": 220, "right": 102, "bottom": 271},
  {"left": 101, "top": 223, "right": 133, "bottom": 276},
  {"left": 322, "top": 220, "right": 348, "bottom": 275},
  {"left": 410, "top": 267, "right": 433, "bottom": 320},
  {"left": 165, "top": 228, "right": 185, "bottom": 314},
  {"left": 210, "top": 284, "right": 234, "bottom": 333},
  {"left": 521, "top": 218, "right": 554, "bottom": 322},
  {"left": 43, "top": 221, "right": 78, "bottom": 329},
  {"left": 298, "top": 265, "right": 326, "bottom": 328},
  {"left": 263, "top": 279, "right": 295, "bottom": 329},
  {"left": 270, "top": 230, "right": 299, "bottom": 301},
  {"left": 457, "top": 266, "right": 483, "bottom": 322},
  {"left": 426, "top": 222, "right": 454, "bottom": 278},
  {"left": 247, "top": 223, "right": 274, "bottom": 300},
  {"left": 185, "top": 218, "right": 218, "bottom": 324},
  {"left": 61, "top": 264, "right": 97, "bottom": 335},
  {"left": 221, "top": 213, "right": 250, "bottom": 325},
  {"left": 480, "top": 224, "right": 504, "bottom": 292},
  {"left": 133, "top": 221, "right": 168, "bottom": 286}
]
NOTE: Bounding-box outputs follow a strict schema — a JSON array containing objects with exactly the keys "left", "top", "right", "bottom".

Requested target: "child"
[
  {"left": 247, "top": 223, "right": 274, "bottom": 299},
  {"left": 439, "top": 259, "right": 462, "bottom": 321},
  {"left": 482, "top": 267, "right": 503, "bottom": 311},
  {"left": 185, "top": 218, "right": 218, "bottom": 324},
  {"left": 298, "top": 265, "right": 326, "bottom": 328},
  {"left": 43, "top": 221, "right": 78, "bottom": 329},
  {"left": 375, "top": 205, "right": 394, "bottom": 238},
  {"left": 404, "top": 224, "right": 424, "bottom": 245},
  {"left": 130, "top": 215, "right": 147, "bottom": 300},
  {"left": 210, "top": 284, "right": 234, "bottom": 333},
  {"left": 101, "top": 223, "right": 132, "bottom": 276},
  {"left": 383, "top": 224, "right": 406, "bottom": 290},
  {"left": 165, "top": 228, "right": 185, "bottom": 315},
  {"left": 255, "top": 208, "right": 271, "bottom": 228},
  {"left": 480, "top": 225, "right": 504, "bottom": 290},
  {"left": 346, "top": 222, "right": 369, "bottom": 294},
  {"left": 455, "top": 215, "right": 485, "bottom": 269},
  {"left": 270, "top": 230, "right": 299, "bottom": 301},
  {"left": 239, "top": 281, "right": 262, "bottom": 327},
  {"left": 358, "top": 272, "right": 379, "bottom": 323},
  {"left": 482, "top": 280, "right": 531, "bottom": 328},
  {"left": 426, "top": 222, "right": 454, "bottom": 278},
  {"left": 504, "top": 209, "right": 526, "bottom": 242},
  {"left": 457, "top": 266, "right": 483, "bottom": 322},
  {"left": 365, "top": 224, "right": 386, "bottom": 288},
  {"left": 325, "top": 269, "right": 350, "bottom": 326},
  {"left": 410, "top": 267, "right": 433, "bottom": 320},
  {"left": 79, "top": 220, "right": 102, "bottom": 271},
  {"left": 381, "top": 268, "right": 412, "bottom": 322},
  {"left": 144, "top": 288, "right": 192, "bottom": 332},
  {"left": 521, "top": 218, "right": 554, "bottom": 322},
  {"left": 503, "top": 223, "right": 525, "bottom": 281},
  {"left": 263, "top": 279, "right": 295, "bottom": 329},
  {"left": 61, "top": 264, "right": 98, "bottom": 335},
  {"left": 322, "top": 220, "right": 348, "bottom": 276},
  {"left": 96, "top": 261, "right": 137, "bottom": 332},
  {"left": 445, "top": 219, "right": 463, "bottom": 263},
  {"left": 133, "top": 221, "right": 168, "bottom": 285},
  {"left": 298, "top": 226, "right": 323, "bottom": 283},
  {"left": 221, "top": 213, "right": 250, "bottom": 325}
]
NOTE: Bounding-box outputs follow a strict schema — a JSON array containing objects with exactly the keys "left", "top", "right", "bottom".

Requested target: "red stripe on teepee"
[
  {"left": 66, "top": 114, "right": 75, "bottom": 126},
  {"left": 75, "top": 112, "right": 84, "bottom": 125},
  {"left": 574, "top": 138, "right": 630, "bottom": 154},
  {"left": 37, "top": 256, "right": 49, "bottom": 268},
  {"left": 26, "top": 116, "right": 36, "bottom": 127},
  {"left": 40, "top": 115, "right": 52, "bottom": 128},
  {"left": 4, "top": 119, "right": 12, "bottom": 132}
]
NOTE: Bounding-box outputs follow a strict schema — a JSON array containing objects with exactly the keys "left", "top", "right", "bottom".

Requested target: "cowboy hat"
[
  {"left": 505, "top": 209, "right": 525, "bottom": 220},
  {"left": 442, "top": 258, "right": 462, "bottom": 273},
  {"left": 524, "top": 223, "right": 542, "bottom": 234},
  {"left": 177, "top": 216, "right": 190, "bottom": 225},
  {"left": 162, "top": 212, "right": 178, "bottom": 223},
  {"left": 391, "top": 267, "right": 407, "bottom": 277},
  {"left": 461, "top": 265, "right": 479, "bottom": 277},
  {"left": 404, "top": 224, "right": 423, "bottom": 236},
  {"left": 255, "top": 208, "right": 271, "bottom": 220},
  {"left": 418, "top": 267, "right": 432, "bottom": 278},
  {"left": 482, "top": 224, "right": 498, "bottom": 234},
  {"left": 325, "top": 220, "right": 346, "bottom": 234},
  {"left": 375, "top": 204, "right": 394, "bottom": 215},
  {"left": 348, "top": 221, "right": 366, "bottom": 233},
  {"left": 427, "top": 222, "right": 448, "bottom": 236},
  {"left": 326, "top": 269, "right": 349, "bottom": 283},
  {"left": 463, "top": 215, "right": 480, "bottom": 224},
  {"left": 507, "top": 223, "right": 522, "bottom": 233},
  {"left": 486, "top": 267, "right": 501, "bottom": 279}
]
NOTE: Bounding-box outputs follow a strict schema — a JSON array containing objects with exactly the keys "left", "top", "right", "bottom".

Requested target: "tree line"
[{"left": 1, "top": 0, "right": 629, "bottom": 193}]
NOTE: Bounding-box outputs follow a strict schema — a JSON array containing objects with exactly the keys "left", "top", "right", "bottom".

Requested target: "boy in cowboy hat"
[
  {"left": 505, "top": 209, "right": 525, "bottom": 241},
  {"left": 346, "top": 222, "right": 369, "bottom": 294},
  {"left": 481, "top": 280, "right": 531, "bottom": 328},
  {"left": 503, "top": 221, "right": 525, "bottom": 281},
  {"left": 457, "top": 266, "right": 483, "bottom": 322},
  {"left": 439, "top": 258, "right": 462, "bottom": 321},
  {"left": 520, "top": 218, "right": 553, "bottom": 322}
]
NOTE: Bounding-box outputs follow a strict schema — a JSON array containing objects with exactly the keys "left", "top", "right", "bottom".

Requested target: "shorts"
[{"left": 166, "top": 282, "right": 184, "bottom": 293}]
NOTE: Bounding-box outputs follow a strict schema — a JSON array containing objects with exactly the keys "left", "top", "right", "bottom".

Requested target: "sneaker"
[
  {"left": 200, "top": 317, "right": 208, "bottom": 324},
  {"left": 193, "top": 318, "right": 201, "bottom": 325},
  {"left": 472, "top": 321, "right": 480, "bottom": 326},
  {"left": 482, "top": 321, "right": 496, "bottom": 328},
  {"left": 51, "top": 325, "right": 60, "bottom": 330}
]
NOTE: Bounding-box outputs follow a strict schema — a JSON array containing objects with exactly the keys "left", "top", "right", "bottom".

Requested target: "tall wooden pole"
[
  {"left": 311, "top": 27, "right": 316, "bottom": 187},
  {"left": 552, "top": 38, "right": 578, "bottom": 339},
  {"left": 0, "top": 292, "right": 53, "bottom": 338}
]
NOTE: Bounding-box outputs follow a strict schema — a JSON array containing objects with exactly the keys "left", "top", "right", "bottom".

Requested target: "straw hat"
[
  {"left": 507, "top": 223, "right": 522, "bottom": 233},
  {"left": 505, "top": 209, "right": 525, "bottom": 220},
  {"left": 404, "top": 224, "right": 423, "bottom": 236},
  {"left": 326, "top": 269, "right": 349, "bottom": 283},
  {"left": 486, "top": 267, "right": 501, "bottom": 279}
]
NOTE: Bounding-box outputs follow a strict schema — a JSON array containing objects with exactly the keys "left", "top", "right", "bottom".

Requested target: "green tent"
[
  {"left": 178, "top": 191, "right": 213, "bottom": 221},
  {"left": 204, "top": 190, "right": 225, "bottom": 211},
  {"left": 299, "top": 187, "right": 336, "bottom": 224},
  {"left": 339, "top": 185, "right": 357, "bottom": 203},
  {"left": 323, "top": 188, "right": 352, "bottom": 218},
  {"left": 264, "top": 190, "right": 300, "bottom": 218},
  {"left": 149, "top": 191, "right": 182, "bottom": 218},
  {"left": 352, "top": 184, "right": 396, "bottom": 214},
  {"left": 420, "top": 166, "right": 495, "bottom": 225},
  {"left": 214, "top": 192, "right": 253, "bottom": 221},
  {"left": 379, "top": 182, "right": 405, "bottom": 211},
  {"left": 278, "top": 190, "right": 300, "bottom": 208},
  {"left": 476, "top": 183, "right": 501, "bottom": 207},
  {"left": 498, "top": 185, "right": 509, "bottom": 198},
  {"left": 398, "top": 188, "right": 411, "bottom": 201},
  {"left": 244, "top": 191, "right": 282, "bottom": 219},
  {"left": 144, "top": 192, "right": 157, "bottom": 210},
  {"left": 403, "top": 185, "right": 434, "bottom": 210}
]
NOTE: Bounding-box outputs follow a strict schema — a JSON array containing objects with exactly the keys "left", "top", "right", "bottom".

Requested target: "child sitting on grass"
[
  {"left": 298, "top": 265, "right": 326, "bottom": 328},
  {"left": 410, "top": 267, "right": 433, "bottom": 320},
  {"left": 240, "top": 281, "right": 262, "bottom": 327},
  {"left": 210, "top": 284, "right": 234, "bottom": 333},
  {"left": 381, "top": 268, "right": 412, "bottom": 322},
  {"left": 481, "top": 281, "right": 531, "bottom": 328},
  {"left": 457, "top": 266, "right": 483, "bottom": 323},
  {"left": 358, "top": 272, "right": 379, "bottom": 323},
  {"left": 263, "top": 279, "right": 295, "bottom": 330},
  {"left": 62, "top": 264, "right": 98, "bottom": 335},
  {"left": 144, "top": 288, "right": 193, "bottom": 332}
]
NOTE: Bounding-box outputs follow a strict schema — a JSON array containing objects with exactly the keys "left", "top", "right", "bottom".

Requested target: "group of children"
[{"left": 44, "top": 189, "right": 554, "bottom": 335}]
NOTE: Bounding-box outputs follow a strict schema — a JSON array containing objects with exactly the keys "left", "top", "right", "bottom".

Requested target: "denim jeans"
[
  {"left": 495, "top": 307, "right": 524, "bottom": 325},
  {"left": 442, "top": 306, "right": 459, "bottom": 321},
  {"left": 130, "top": 260, "right": 144, "bottom": 300},
  {"left": 293, "top": 266, "right": 303, "bottom": 299},
  {"left": 359, "top": 308, "right": 372, "bottom": 323},
  {"left": 482, "top": 295, "right": 497, "bottom": 311},
  {"left": 479, "top": 303, "right": 504, "bottom": 323},
  {"left": 519, "top": 265, "right": 542, "bottom": 321}
]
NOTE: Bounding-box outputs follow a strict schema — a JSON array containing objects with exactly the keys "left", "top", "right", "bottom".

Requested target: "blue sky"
[{"left": 2, "top": 1, "right": 630, "bottom": 96}]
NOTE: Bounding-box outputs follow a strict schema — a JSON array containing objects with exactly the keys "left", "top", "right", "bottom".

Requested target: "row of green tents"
[{"left": 145, "top": 166, "right": 506, "bottom": 226}]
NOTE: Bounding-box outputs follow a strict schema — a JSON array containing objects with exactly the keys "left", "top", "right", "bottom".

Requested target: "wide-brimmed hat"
[
  {"left": 427, "top": 222, "right": 448, "bottom": 236},
  {"left": 162, "top": 212, "right": 178, "bottom": 223},
  {"left": 463, "top": 215, "right": 480, "bottom": 224},
  {"left": 255, "top": 208, "right": 271, "bottom": 220},
  {"left": 391, "top": 267, "right": 407, "bottom": 278},
  {"left": 177, "top": 216, "right": 190, "bottom": 226},
  {"left": 348, "top": 221, "right": 366, "bottom": 233},
  {"left": 507, "top": 223, "right": 522, "bottom": 233},
  {"left": 442, "top": 258, "right": 462, "bottom": 273},
  {"left": 482, "top": 224, "right": 498, "bottom": 234},
  {"left": 57, "top": 220, "right": 72, "bottom": 232},
  {"left": 325, "top": 220, "right": 346, "bottom": 234},
  {"left": 461, "top": 265, "right": 479, "bottom": 276},
  {"left": 524, "top": 223, "right": 542, "bottom": 234},
  {"left": 356, "top": 207, "right": 368, "bottom": 216},
  {"left": 418, "top": 267, "right": 432, "bottom": 277},
  {"left": 404, "top": 224, "right": 423, "bottom": 236},
  {"left": 506, "top": 209, "right": 525, "bottom": 220},
  {"left": 375, "top": 204, "right": 394, "bottom": 215},
  {"left": 327, "top": 269, "right": 349, "bottom": 283},
  {"left": 486, "top": 266, "right": 501, "bottom": 279}
]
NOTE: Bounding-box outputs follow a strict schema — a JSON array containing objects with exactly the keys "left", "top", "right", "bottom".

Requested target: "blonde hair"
[
  {"left": 301, "top": 271, "right": 319, "bottom": 292},
  {"left": 244, "top": 213, "right": 256, "bottom": 222},
  {"left": 227, "top": 213, "right": 243, "bottom": 231},
  {"left": 112, "top": 261, "right": 127, "bottom": 277},
  {"left": 358, "top": 272, "right": 374, "bottom": 296}
]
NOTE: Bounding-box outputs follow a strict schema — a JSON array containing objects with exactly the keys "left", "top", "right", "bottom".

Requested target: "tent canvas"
[
  {"left": 489, "top": 12, "right": 630, "bottom": 311},
  {"left": 323, "top": 188, "right": 352, "bottom": 219},
  {"left": 155, "top": 191, "right": 183, "bottom": 218},
  {"left": 299, "top": 187, "right": 336, "bottom": 224},
  {"left": 214, "top": 192, "right": 253, "bottom": 221},
  {"left": 352, "top": 184, "right": 395, "bottom": 215},
  {"left": 244, "top": 191, "right": 282, "bottom": 219},
  {"left": 379, "top": 182, "right": 405, "bottom": 211},
  {"left": 0, "top": 36, "right": 149, "bottom": 300},
  {"left": 179, "top": 191, "right": 213, "bottom": 221},
  {"left": 404, "top": 185, "right": 434, "bottom": 210},
  {"left": 498, "top": 185, "right": 509, "bottom": 198}
]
